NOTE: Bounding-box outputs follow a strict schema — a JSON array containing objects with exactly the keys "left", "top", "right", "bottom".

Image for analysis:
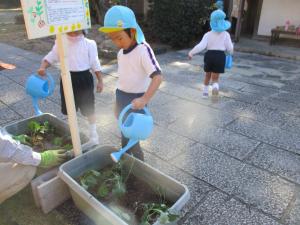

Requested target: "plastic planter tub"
[
  {"left": 59, "top": 146, "right": 190, "bottom": 225},
  {"left": 2, "top": 113, "right": 88, "bottom": 149}
]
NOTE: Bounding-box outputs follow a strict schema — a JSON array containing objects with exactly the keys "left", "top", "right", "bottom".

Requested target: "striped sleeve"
[{"left": 141, "top": 43, "right": 161, "bottom": 78}]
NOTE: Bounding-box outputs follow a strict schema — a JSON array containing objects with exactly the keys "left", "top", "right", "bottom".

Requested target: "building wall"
[{"left": 258, "top": 0, "right": 300, "bottom": 36}]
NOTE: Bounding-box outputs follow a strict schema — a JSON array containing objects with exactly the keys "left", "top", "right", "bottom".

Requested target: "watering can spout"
[
  {"left": 32, "top": 97, "right": 43, "bottom": 115},
  {"left": 111, "top": 104, "right": 154, "bottom": 162},
  {"left": 111, "top": 139, "right": 138, "bottom": 163}
]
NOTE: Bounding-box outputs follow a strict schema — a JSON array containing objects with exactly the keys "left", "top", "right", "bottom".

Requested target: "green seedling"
[
  {"left": 52, "top": 136, "right": 73, "bottom": 150},
  {"left": 26, "top": 120, "right": 55, "bottom": 148},
  {"left": 79, "top": 160, "right": 135, "bottom": 199},
  {"left": 140, "top": 202, "right": 178, "bottom": 225},
  {"left": 52, "top": 137, "right": 63, "bottom": 146},
  {"left": 13, "top": 134, "right": 31, "bottom": 145},
  {"left": 28, "top": 120, "right": 54, "bottom": 136},
  {"left": 63, "top": 143, "right": 73, "bottom": 150},
  {"left": 80, "top": 169, "right": 100, "bottom": 190}
]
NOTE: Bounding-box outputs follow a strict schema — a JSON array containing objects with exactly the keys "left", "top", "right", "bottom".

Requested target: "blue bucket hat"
[
  {"left": 99, "top": 6, "right": 145, "bottom": 44},
  {"left": 215, "top": 0, "right": 224, "bottom": 10},
  {"left": 210, "top": 9, "right": 231, "bottom": 32}
]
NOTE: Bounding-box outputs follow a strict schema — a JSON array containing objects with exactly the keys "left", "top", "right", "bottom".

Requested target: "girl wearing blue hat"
[
  {"left": 188, "top": 9, "right": 233, "bottom": 98},
  {"left": 99, "top": 6, "right": 163, "bottom": 160}
]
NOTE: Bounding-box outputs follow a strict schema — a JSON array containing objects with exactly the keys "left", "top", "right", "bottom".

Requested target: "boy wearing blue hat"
[
  {"left": 188, "top": 9, "right": 233, "bottom": 98},
  {"left": 99, "top": 6, "right": 163, "bottom": 160}
]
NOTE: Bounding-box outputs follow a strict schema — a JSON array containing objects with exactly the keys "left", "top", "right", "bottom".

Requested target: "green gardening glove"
[{"left": 39, "top": 149, "right": 68, "bottom": 168}]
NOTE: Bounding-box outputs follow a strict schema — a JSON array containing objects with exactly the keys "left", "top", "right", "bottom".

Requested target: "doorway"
[{"left": 241, "top": 0, "right": 260, "bottom": 36}]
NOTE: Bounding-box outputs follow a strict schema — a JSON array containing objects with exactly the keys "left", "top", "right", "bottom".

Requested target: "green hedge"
[{"left": 147, "top": 0, "right": 214, "bottom": 48}]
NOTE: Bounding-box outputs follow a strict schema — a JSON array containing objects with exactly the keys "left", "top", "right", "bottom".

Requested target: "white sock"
[
  {"left": 89, "top": 124, "right": 97, "bottom": 137},
  {"left": 212, "top": 83, "right": 219, "bottom": 90},
  {"left": 203, "top": 85, "right": 209, "bottom": 93}
]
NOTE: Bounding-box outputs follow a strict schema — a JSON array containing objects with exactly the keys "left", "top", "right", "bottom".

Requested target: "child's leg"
[
  {"left": 121, "top": 136, "right": 144, "bottom": 161},
  {"left": 87, "top": 114, "right": 99, "bottom": 145},
  {"left": 211, "top": 73, "right": 220, "bottom": 95},
  {"left": 75, "top": 70, "right": 98, "bottom": 147},
  {"left": 204, "top": 72, "right": 211, "bottom": 86},
  {"left": 202, "top": 72, "right": 211, "bottom": 98},
  {"left": 116, "top": 89, "right": 144, "bottom": 161}
]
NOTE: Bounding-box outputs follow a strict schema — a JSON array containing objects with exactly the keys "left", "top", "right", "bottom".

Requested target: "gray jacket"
[{"left": 0, "top": 130, "right": 40, "bottom": 166}]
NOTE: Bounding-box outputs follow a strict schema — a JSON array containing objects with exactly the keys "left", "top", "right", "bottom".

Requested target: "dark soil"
[
  {"left": 77, "top": 164, "right": 174, "bottom": 225},
  {"left": 15, "top": 120, "right": 73, "bottom": 152},
  {"left": 30, "top": 133, "right": 72, "bottom": 152}
]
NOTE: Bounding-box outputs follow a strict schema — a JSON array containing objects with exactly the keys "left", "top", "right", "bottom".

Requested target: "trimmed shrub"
[{"left": 147, "top": 0, "right": 215, "bottom": 48}]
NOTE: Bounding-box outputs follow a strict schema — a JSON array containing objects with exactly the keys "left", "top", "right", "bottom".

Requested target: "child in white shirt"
[
  {"left": 99, "top": 6, "right": 163, "bottom": 160},
  {"left": 189, "top": 9, "right": 233, "bottom": 98},
  {"left": 38, "top": 30, "right": 103, "bottom": 147}
]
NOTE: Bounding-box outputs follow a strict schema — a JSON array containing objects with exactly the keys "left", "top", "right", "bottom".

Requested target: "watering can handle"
[{"left": 118, "top": 104, "right": 151, "bottom": 130}]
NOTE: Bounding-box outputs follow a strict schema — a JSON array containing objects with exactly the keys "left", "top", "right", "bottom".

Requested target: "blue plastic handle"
[
  {"left": 225, "top": 55, "right": 233, "bottom": 69},
  {"left": 118, "top": 104, "right": 151, "bottom": 131}
]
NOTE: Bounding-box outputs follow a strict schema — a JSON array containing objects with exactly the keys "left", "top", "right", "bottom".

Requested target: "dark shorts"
[
  {"left": 60, "top": 70, "right": 95, "bottom": 117},
  {"left": 204, "top": 50, "right": 226, "bottom": 73},
  {"left": 115, "top": 89, "right": 145, "bottom": 118},
  {"left": 115, "top": 89, "right": 145, "bottom": 161}
]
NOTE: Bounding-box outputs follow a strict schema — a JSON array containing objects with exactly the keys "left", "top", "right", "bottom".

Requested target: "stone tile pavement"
[{"left": 1, "top": 42, "right": 300, "bottom": 224}]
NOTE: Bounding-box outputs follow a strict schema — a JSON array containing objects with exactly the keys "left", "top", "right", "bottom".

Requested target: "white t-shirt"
[
  {"left": 189, "top": 31, "right": 234, "bottom": 56},
  {"left": 44, "top": 35, "right": 101, "bottom": 72},
  {"left": 117, "top": 43, "right": 161, "bottom": 93}
]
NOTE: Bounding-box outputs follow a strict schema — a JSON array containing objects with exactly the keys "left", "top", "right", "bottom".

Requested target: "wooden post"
[
  {"left": 234, "top": 0, "right": 245, "bottom": 42},
  {"left": 56, "top": 33, "right": 82, "bottom": 156}
]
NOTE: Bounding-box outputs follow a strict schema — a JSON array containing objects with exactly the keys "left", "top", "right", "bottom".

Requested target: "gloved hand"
[{"left": 39, "top": 149, "right": 68, "bottom": 168}]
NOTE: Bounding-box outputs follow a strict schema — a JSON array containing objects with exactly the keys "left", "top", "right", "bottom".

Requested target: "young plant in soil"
[
  {"left": 12, "top": 120, "right": 73, "bottom": 152},
  {"left": 78, "top": 160, "right": 178, "bottom": 225},
  {"left": 137, "top": 187, "right": 178, "bottom": 225}
]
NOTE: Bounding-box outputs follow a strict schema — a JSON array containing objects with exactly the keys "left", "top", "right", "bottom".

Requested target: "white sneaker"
[
  {"left": 212, "top": 83, "right": 219, "bottom": 96},
  {"left": 84, "top": 135, "right": 99, "bottom": 150},
  {"left": 202, "top": 92, "right": 209, "bottom": 98},
  {"left": 202, "top": 85, "right": 209, "bottom": 98}
]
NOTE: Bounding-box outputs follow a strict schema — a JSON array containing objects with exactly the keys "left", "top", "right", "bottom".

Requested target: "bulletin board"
[{"left": 20, "top": 0, "right": 91, "bottom": 39}]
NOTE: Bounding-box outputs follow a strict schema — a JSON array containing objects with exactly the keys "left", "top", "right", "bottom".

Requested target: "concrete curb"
[{"left": 235, "top": 46, "right": 300, "bottom": 61}]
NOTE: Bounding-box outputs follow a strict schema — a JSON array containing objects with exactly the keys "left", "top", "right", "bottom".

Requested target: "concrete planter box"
[{"left": 59, "top": 146, "right": 190, "bottom": 225}]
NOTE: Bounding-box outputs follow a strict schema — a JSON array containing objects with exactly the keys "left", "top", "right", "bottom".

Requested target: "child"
[
  {"left": 99, "top": 6, "right": 163, "bottom": 160},
  {"left": 188, "top": 9, "right": 233, "bottom": 98},
  {"left": 37, "top": 30, "right": 103, "bottom": 147}
]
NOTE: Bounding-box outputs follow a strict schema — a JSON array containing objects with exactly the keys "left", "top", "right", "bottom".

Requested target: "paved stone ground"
[
  {"left": 235, "top": 37, "right": 300, "bottom": 61},
  {"left": 1, "top": 42, "right": 300, "bottom": 225}
]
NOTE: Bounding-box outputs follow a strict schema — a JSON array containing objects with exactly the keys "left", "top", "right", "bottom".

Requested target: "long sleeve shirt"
[
  {"left": 44, "top": 34, "right": 102, "bottom": 72},
  {"left": 0, "top": 130, "right": 41, "bottom": 166},
  {"left": 189, "top": 31, "right": 234, "bottom": 56}
]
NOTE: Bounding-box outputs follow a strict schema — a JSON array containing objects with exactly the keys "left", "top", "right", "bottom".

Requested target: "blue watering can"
[
  {"left": 25, "top": 73, "right": 55, "bottom": 115},
  {"left": 225, "top": 55, "right": 233, "bottom": 69},
  {"left": 111, "top": 104, "right": 154, "bottom": 163}
]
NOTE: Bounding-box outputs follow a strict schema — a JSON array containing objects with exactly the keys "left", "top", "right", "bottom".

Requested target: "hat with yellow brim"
[
  {"left": 99, "top": 5, "right": 145, "bottom": 44},
  {"left": 98, "top": 27, "right": 124, "bottom": 33}
]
